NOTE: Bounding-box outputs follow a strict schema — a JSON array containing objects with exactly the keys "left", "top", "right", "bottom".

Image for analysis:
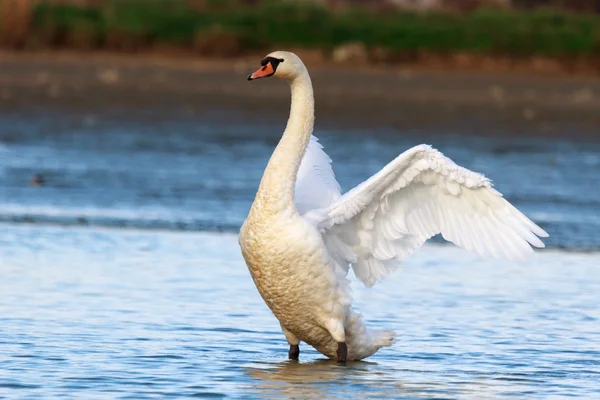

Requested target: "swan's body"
[{"left": 239, "top": 51, "right": 548, "bottom": 362}]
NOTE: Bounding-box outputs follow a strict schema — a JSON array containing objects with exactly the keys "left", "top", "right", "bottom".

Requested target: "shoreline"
[
  {"left": 3, "top": 47, "right": 600, "bottom": 79},
  {"left": 1, "top": 50, "right": 600, "bottom": 140}
]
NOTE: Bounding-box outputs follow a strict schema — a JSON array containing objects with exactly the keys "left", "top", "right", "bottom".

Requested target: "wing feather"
[
  {"left": 294, "top": 135, "right": 342, "bottom": 215},
  {"left": 306, "top": 144, "right": 548, "bottom": 287}
]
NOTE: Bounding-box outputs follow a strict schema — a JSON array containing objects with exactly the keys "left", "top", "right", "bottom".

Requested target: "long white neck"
[{"left": 254, "top": 72, "right": 314, "bottom": 215}]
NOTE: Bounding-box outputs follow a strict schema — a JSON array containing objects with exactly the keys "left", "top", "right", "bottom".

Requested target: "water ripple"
[{"left": 0, "top": 225, "right": 599, "bottom": 398}]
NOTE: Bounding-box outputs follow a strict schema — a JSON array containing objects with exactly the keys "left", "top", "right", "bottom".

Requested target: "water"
[
  {"left": 1, "top": 110, "right": 599, "bottom": 250},
  {"left": 1, "top": 226, "right": 599, "bottom": 398},
  {"left": 1, "top": 108, "right": 600, "bottom": 398}
]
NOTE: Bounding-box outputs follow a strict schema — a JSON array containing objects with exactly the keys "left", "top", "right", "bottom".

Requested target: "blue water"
[
  {"left": 1, "top": 226, "right": 599, "bottom": 399},
  {"left": 1, "top": 109, "right": 600, "bottom": 398},
  {"left": 1, "top": 110, "right": 599, "bottom": 250}
]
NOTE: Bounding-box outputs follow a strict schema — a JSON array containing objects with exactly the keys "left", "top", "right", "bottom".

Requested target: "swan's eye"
[{"left": 260, "top": 57, "right": 284, "bottom": 68}]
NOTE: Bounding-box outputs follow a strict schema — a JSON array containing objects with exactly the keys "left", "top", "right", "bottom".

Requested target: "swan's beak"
[{"left": 247, "top": 62, "right": 275, "bottom": 81}]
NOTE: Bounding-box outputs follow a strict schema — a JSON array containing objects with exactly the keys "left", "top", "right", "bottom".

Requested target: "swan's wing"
[
  {"left": 294, "top": 135, "right": 342, "bottom": 215},
  {"left": 308, "top": 144, "right": 548, "bottom": 287}
]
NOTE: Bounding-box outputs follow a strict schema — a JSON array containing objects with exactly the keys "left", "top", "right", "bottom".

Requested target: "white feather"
[
  {"left": 294, "top": 135, "right": 341, "bottom": 215},
  {"left": 297, "top": 144, "right": 548, "bottom": 287}
]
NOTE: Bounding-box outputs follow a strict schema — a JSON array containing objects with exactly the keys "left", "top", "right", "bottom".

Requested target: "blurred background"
[{"left": 1, "top": 1, "right": 599, "bottom": 399}]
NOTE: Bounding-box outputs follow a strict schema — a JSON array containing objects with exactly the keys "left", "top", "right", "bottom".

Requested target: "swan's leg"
[
  {"left": 326, "top": 319, "right": 347, "bottom": 365},
  {"left": 337, "top": 342, "right": 347, "bottom": 364},
  {"left": 289, "top": 344, "right": 300, "bottom": 360},
  {"left": 280, "top": 323, "right": 300, "bottom": 360}
]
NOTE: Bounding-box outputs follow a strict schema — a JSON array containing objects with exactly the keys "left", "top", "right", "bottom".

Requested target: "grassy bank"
[{"left": 1, "top": 0, "right": 600, "bottom": 66}]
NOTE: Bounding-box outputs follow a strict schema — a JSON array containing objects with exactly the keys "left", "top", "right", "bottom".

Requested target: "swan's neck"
[{"left": 255, "top": 73, "right": 314, "bottom": 215}]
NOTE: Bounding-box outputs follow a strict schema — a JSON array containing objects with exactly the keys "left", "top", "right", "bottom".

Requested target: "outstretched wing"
[{"left": 307, "top": 144, "right": 548, "bottom": 287}]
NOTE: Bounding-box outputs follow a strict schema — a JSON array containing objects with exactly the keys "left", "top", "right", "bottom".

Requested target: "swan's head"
[{"left": 247, "top": 51, "right": 306, "bottom": 82}]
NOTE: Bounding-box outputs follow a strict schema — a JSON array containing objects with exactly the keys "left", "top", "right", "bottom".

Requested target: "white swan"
[{"left": 238, "top": 51, "right": 548, "bottom": 363}]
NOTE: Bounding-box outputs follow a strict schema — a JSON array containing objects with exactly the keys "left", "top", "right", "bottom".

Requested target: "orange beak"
[{"left": 247, "top": 62, "right": 275, "bottom": 81}]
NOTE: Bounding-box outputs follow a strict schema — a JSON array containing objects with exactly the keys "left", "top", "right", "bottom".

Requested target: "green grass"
[{"left": 10, "top": 0, "right": 600, "bottom": 59}]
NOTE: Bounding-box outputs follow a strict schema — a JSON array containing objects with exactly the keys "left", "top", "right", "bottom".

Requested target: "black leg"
[
  {"left": 289, "top": 344, "right": 300, "bottom": 360},
  {"left": 336, "top": 342, "right": 347, "bottom": 365}
]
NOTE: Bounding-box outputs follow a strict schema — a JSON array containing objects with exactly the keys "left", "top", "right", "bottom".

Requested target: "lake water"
[{"left": 1, "top": 108, "right": 599, "bottom": 399}]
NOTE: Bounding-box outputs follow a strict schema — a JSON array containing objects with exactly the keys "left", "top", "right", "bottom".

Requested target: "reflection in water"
[
  {"left": 244, "top": 359, "right": 484, "bottom": 399},
  {"left": 245, "top": 360, "right": 393, "bottom": 399}
]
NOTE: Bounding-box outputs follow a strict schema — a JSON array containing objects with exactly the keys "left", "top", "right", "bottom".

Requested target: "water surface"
[
  {"left": 1, "top": 110, "right": 599, "bottom": 250},
  {"left": 1, "top": 226, "right": 599, "bottom": 399},
  {"left": 1, "top": 105, "right": 600, "bottom": 398}
]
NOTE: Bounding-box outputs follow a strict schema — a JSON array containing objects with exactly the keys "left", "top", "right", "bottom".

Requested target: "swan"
[{"left": 238, "top": 51, "right": 548, "bottom": 363}]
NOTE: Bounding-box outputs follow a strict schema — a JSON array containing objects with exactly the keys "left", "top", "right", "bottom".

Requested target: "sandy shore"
[{"left": 1, "top": 51, "right": 599, "bottom": 139}]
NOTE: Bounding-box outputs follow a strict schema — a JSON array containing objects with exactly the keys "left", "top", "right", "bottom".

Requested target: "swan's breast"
[
  {"left": 240, "top": 214, "right": 321, "bottom": 278},
  {"left": 239, "top": 214, "right": 336, "bottom": 314}
]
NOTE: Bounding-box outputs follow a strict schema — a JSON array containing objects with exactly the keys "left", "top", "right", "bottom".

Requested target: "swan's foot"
[
  {"left": 336, "top": 342, "right": 347, "bottom": 365},
  {"left": 288, "top": 344, "right": 300, "bottom": 360}
]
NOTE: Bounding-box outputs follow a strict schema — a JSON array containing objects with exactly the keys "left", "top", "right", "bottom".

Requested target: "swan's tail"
[
  {"left": 371, "top": 329, "right": 396, "bottom": 347},
  {"left": 345, "top": 311, "right": 396, "bottom": 360}
]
